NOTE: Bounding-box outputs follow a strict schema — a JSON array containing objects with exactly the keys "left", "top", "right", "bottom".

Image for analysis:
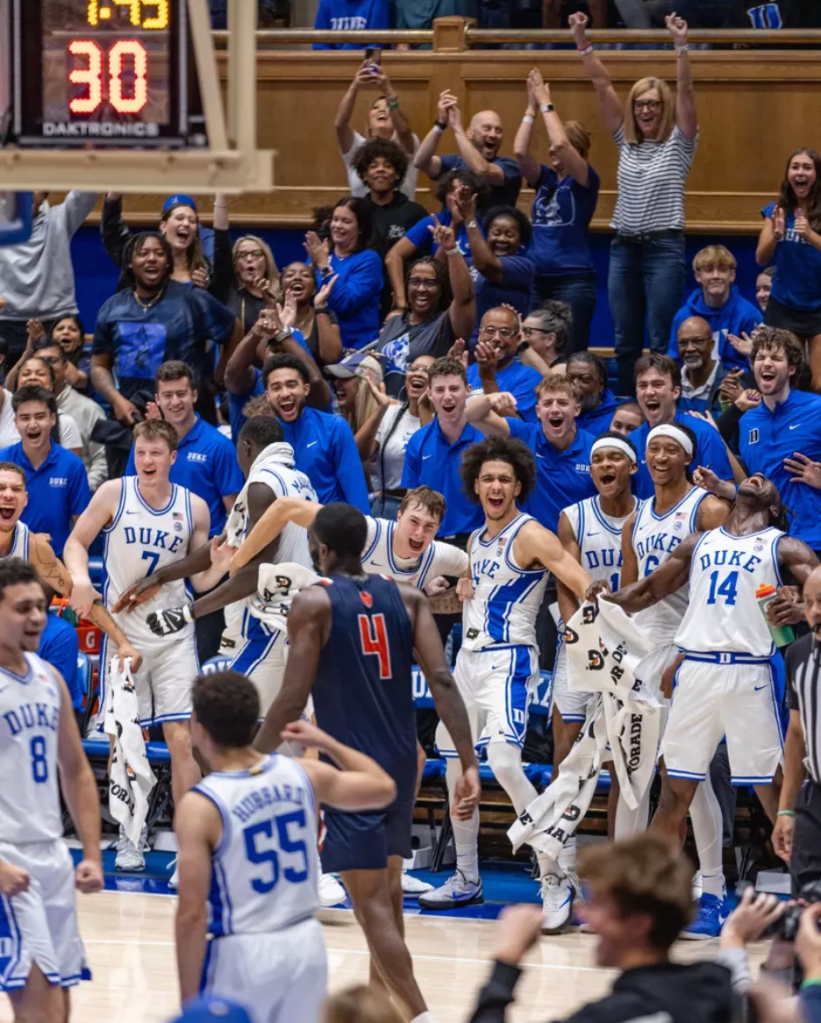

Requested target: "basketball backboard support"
[{"left": 0, "top": 0, "right": 273, "bottom": 195}]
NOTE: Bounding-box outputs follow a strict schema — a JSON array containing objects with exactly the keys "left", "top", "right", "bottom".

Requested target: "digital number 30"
[{"left": 68, "top": 39, "right": 149, "bottom": 115}]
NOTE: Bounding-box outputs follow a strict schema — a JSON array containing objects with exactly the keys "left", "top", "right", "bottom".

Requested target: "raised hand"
[
  {"left": 718, "top": 368, "right": 745, "bottom": 405},
  {"left": 528, "top": 68, "right": 550, "bottom": 106},
  {"left": 795, "top": 208, "right": 811, "bottom": 240},
  {"left": 364, "top": 368, "right": 391, "bottom": 408},
  {"left": 280, "top": 719, "right": 335, "bottom": 752},
  {"left": 735, "top": 389, "right": 762, "bottom": 413},
  {"left": 26, "top": 319, "right": 46, "bottom": 345},
  {"left": 453, "top": 181, "right": 478, "bottom": 223},
  {"left": 253, "top": 308, "right": 283, "bottom": 342},
  {"left": 191, "top": 266, "right": 211, "bottom": 289},
  {"left": 437, "top": 90, "right": 458, "bottom": 122},
  {"left": 304, "top": 231, "right": 330, "bottom": 271},
  {"left": 568, "top": 10, "right": 589, "bottom": 42},
  {"left": 727, "top": 332, "right": 754, "bottom": 358},
  {"left": 428, "top": 214, "right": 457, "bottom": 253},
  {"left": 474, "top": 338, "right": 499, "bottom": 372},
  {"left": 314, "top": 274, "right": 337, "bottom": 311},
  {"left": 665, "top": 11, "right": 689, "bottom": 46},
  {"left": 772, "top": 206, "right": 786, "bottom": 242},
  {"left": 144, "top": 401, "right": 162, "bottom": 422},
  {"left": 447, "top": 338, "right": 469, "bottom": 371},
  {"left": 447, "top": 103, "right": 464, "bottom": 132},
  {"left": 252, "top": 275, "right": 279, "bottom": 309},
  {"left": 488, "top": 391, "right": 519, "bottom": 418},
  {"left": 784, "top": 451, "right": 821, "bottom": 488},
  {"left": 493, "top": 904, "right": 545, "bottom": 965},
  {"left": 354, "top": 61, "right": 377, "bottom": 88}
]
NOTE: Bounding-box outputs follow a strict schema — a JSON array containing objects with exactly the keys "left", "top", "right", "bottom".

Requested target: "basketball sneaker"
[
  {"left": 115, "top": 824, "right": 146, "bottom": 872},
  {"left": 541, "top": 873, "right": 575, "bottom": 933},
  {"left": 680, "top": 893, "right": 728, "bottom": 939},
  {"left": 417, "top": 869, "right": 484, "bottom": 910},
  {"left": 318, "top": 873, "right": 347, "bottom": 907},
  {"left": 401, "top": 870, "right": 434, "bottom": 896}
]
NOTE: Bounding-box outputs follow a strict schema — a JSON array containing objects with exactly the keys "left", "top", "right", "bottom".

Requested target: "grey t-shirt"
[{"left": 371, "top": 310, "right": 456, "bottom": 398}]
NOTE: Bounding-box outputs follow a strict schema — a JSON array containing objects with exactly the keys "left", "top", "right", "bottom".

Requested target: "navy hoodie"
[
  {"left": 668, "top": 285, "right": 762, "bottom": 373},
  {"left": 576, "top": 389, "right": 619, "bottom": 437}
]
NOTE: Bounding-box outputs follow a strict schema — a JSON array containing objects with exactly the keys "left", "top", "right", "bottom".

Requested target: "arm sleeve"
[
  {"left": 404, "top": 215, "right": 435, "bottom": 251},
  {"left": 467, "top": 960, "right": 521, "bottom": 1023},
  {"left": 500, "top": 256, "right": 535, "bottom": 292},
  {"left": 327, "top": 252, "right": 383, "bottom": 315},
  {"left": 400, "top": 433, "right": 422, "bottom": 489},
  {"left": 211, "top": 228, "right": 235, "bottom": 304},
  {"left": 213, "top": 438, "right": 246, "bottom": 498},
  {"left": 62, "top": 192, "right": 98, "bottom": 237},
  {"left": 437, "top": 155, "right": 460, "bottom": 179},
  {"left": 100, "top": 195, "right": 131, "bottom": 269},
  {"left": 333, "top": 421, "right": 371, "bottom": 513},
  {"left": 431, "top": 542, "right": 470, "bottom": 578},
  {"left": 68, "top": 457, "right": 92, "bottom": 517}
]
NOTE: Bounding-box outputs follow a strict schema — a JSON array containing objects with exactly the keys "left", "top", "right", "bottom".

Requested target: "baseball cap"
[
  {"left": 324, "top": 352, "right": 383, "bottom": 381},
  {"left": 162, "top": 194, "right": 198, "bottom": 214},
  {"left": 170, "top": 997, "right": 252, "bottom": 1023}
]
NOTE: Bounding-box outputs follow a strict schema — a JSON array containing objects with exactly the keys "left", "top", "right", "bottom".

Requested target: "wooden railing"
[{"left": 101, "top": 20, "right": 821, "bottom": 233}]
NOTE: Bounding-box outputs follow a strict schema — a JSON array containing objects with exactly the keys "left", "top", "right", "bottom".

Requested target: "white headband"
[
  {"left": 590, "top": 437, "right": 638, "bottom": 464},
  {"left": 646, "top": 423, "right": 694, "bottom": 458}
]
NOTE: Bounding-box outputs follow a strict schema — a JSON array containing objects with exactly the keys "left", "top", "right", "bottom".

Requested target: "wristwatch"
[
  {"left": 540, "top": 102, "right": 555, "bottom": 114},
  {"left": 465, "top": 220, "right": 479, "bottom": 230},
  {"left": 434, "top": 119, "right": 448, "bottom": 131}
]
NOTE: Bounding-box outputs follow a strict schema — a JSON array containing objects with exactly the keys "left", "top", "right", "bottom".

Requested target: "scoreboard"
[{"left": 10, "top": 0, "right": 205, "bottom": 148}]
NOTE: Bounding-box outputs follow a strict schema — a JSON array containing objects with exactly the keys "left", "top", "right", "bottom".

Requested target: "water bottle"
[{"left": 756, "top": 584, "right": 795, "bottom": 648}]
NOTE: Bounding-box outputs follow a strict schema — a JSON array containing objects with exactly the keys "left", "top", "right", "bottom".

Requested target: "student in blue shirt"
[
  {"left": 92, "top": 233, "right": 241, "bottom": 425},
  {"left": 466, "top": 372, "right": 597, "bottom": 533},
  {"left": 456, "top": 190, "right": 535, "bottom": 342},
  {"left": 466, "top": 309, "right": 542, "bottom": 424},
  {"left": 514, "top": 69, "right": 599, "bottom": 354},
  {"left": 124, "top": 361, "right": 244, "bottom": 537},
  {"left": 757, "top": 149, "right": 821, "bottom": 392},
  {"left": 567, "top": 352, "right": 619, "bottom": 436},
  {"left": 628, "top": 353, "right": 735, "bottom": 500},
  {"left": 415, "top": 96, "right": 522, "bottom": 209},
  {"left": 668, "top": 245, "right": 762, "bottom": 373},
  {"left": 40, "top": 612, "right": 81, "bottom": 710},
  {"left": 401, "top": 357, "right": 485, "bottom": 539},
  {"left": 304, "top": 197, "right": 382, "bottom": 351},
  {"left": 0, "top": 386, "right": 91, "bottom": 556},
  {"left": 312, "top": 0, "right": 390, "bottom": 48},
  {"left": 738, "top": 328, "right": 821, "bottom": 554},
  {"left": 385, "top": 168, "right": 487, "bottom": 315},
  {"left": 263, "top": 354, "right": 369, "bottom": 513}
]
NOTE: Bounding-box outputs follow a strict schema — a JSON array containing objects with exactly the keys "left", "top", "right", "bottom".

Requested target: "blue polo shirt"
[
  {"left": 40, "top": 612, "right": 80, "bottom": 709},
  {"left": 467, "top": 360, "right": 543, "bottom": 424},
  {"left": 281, "top": 406, "right": 369, "bottom": 513},
  {"left": 740, "top": 389, "right": 821, "bottom": 550},
  {"left": 125, "top": 415, "right": 244, "bottom": 537},
  {"left": 507, "top": 421, "right": 596, "bottom": 533},
  {"left": 401, "top": 420, "right": 485, "bottom": 537},
  {"left": 228, "top": 368, "right": 266, "bottom": 443},
  {"left": 0, "top": 442, "right": 90, "bottom": 557},
  {"left": 629, "top": 411, "right": 734, "bottom": 500}
]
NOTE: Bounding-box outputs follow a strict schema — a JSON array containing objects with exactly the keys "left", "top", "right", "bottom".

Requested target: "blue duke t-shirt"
[
  {"left": 531, "top": 165, "right": 600, "bottom": 276},
  {"left": 762, "top": 202, "right": 821, "bottom": 312}
]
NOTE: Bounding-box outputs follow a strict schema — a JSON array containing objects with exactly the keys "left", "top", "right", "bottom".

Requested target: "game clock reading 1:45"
[{"left": 9, "top": 0, "right": 205, "bottom": 148}]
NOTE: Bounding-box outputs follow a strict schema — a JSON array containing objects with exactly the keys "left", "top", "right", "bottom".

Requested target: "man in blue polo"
[
  {"left": 465, "top": 371, "right": 596, "bottom": 533},
  {"left": 466, "top": 308, "right": 543, "bottom": 424},
  {"left": 125, "top": 361, "right": 244, "bottom": 537},
  {"left": 0, "top": 385, "right": 90, "bottom": 556},
  {"left": 263, "top": 354, "right": 369, "bottom": 513},
  {"left": 402, "top": 357, "right": 485, "bottom": 541},
  {"left": 740, "top": 327, "right": 821, "bottom": 556},
  {"left": 628, "top": 353, "right": 735, "bottom": 500}
]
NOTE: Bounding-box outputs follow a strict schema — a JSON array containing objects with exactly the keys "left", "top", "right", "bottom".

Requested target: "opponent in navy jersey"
[
  {"left": 255, "top": 502, "right": 479, "bottom": 1021},
  {"left": 0, "top": 559, "right": 103, "bottom": 1017},
  {"left": 598, "top": 475, "right": 817, "bottom": 860},
  {"left": 175, "top": 670, "right": 397, "bottom": 1023},
  {"left": 425, "top": 436, "right": 593, "bottom": 932}
]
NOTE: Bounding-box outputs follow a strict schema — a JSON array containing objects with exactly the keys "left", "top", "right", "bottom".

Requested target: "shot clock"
[{"left": 9, "top": 0, "right": 205, "bottom": 148}]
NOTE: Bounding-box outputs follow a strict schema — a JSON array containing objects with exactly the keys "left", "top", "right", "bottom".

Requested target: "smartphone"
[{"left": 364, "top": 45, "right": 382, "bottom": 70}]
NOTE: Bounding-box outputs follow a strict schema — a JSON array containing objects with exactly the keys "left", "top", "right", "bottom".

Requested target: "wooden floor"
[{"left": 0, "top": 890, "right": 770, "bottom": 1023}]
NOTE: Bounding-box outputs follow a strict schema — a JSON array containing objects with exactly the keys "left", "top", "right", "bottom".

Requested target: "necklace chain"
[{"left": 133, "top": 286, "right": 165, "bottom": 309}]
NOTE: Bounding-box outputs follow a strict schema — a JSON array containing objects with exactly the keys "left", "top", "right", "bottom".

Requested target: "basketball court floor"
[{"left": 0, "top": 886, "right": 767, "bottom": 1023}]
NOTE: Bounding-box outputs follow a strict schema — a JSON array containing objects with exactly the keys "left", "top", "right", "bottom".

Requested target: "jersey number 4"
[{"left": 358, "top": 613, "right": 392, "bottom": 679}]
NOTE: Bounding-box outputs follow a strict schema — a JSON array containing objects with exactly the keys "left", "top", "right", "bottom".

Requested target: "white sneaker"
[
  {"left": 540, "top": 873, "right": 574, "bottom": 933},
  {"left": 418, "top": 870, "right": 483, "bottom": 910},
  {"left": 318, "top": 873, "right": 347, "bottom": 907},
  {"left": 115, "top": 825, "right": 146, "bottom": 872},
  {"left": 565, "top": 869, "right": 584, "bottom": 906},
  {"left": 401, "top": 870, "right": 434, "bottom": 895}
]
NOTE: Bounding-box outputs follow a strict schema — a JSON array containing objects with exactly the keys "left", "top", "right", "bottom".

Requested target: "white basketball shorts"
[
  {"left": 0, "top": 839, "right": 89, "bottom": 991},
  {"left": 223, "top": 616, "right": 288, "bottom": 717},
  {"left": 661, "top": 657, "right": 784, "bottom": 784},
  {"left": 436, "top": 645, "right": 539, "bottom": 758},
  {"left": 200, "top": 917, "right": 327, "bottom": 1023}
]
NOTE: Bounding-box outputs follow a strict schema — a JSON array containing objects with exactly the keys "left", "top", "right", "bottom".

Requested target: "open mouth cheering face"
[
  {"left": 0, "top": 470, "right": 26, "bottom": 531},
  {"left": 753, "top": 345, "right": 791, "bottom": 396},
  {"left": 475, "top": 460, "right": 520, "bottom": 521}
]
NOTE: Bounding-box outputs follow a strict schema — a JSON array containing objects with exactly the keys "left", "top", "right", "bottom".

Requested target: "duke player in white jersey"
[
  {"left": 0, "top": 559, "right": 103, "bottom": 1023},
  {"left": 175, "top": 670, "right": 397, "bottom": 1023},
  {"left": 596, "top": 474, "right": 818, "bottom": 929},
  {"left": 64, "top": 421, "right": 219, "bottom": 871},
  {"left": 421, "top": 437, "right": 592, "bottom": 930}
]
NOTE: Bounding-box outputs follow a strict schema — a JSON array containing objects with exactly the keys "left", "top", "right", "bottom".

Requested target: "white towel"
[
  {"left": 225, "top": 442, "right": 298, "bottom": 548},
  {"left": 507, "top": 602, "right": 663, "bottom": 855},
  {"left": 103, "top": 657, "right": 156, "bottom": 847}
]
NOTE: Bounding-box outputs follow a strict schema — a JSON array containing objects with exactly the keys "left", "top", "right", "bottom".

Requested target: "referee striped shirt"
[
  {"left": 786, "top": 632, "right": 821, "bottom": 785},
  {"left": 611, "top": 125, "right": 698, "bottom": 234}
]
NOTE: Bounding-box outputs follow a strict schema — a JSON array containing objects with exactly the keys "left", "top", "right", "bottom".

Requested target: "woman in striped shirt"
[{"left": 570, "top": 11, "right": 698, "bottom": 397}]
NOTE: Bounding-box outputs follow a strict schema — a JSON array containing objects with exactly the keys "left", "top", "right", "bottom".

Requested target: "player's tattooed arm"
[
  {"left": 556, "top": 512, "right": 583, "bottom": 625},
  {"left": 592, "top": 532, "right": 698, "bottom": 612},
  {"left": 254, "top": 587, "right": 330, "bottom": 755},
  {"left": 229, "top": 497, "right": 323, "bottom": 575},
  {"left": 619, "top": 512, "right": 639, "bottom": 588},
  {"left": 30, "top": 533, "right": 73, "bottom": 596},
  {"left": 779, "top": 537, "right": 820, "bottom": 589}
]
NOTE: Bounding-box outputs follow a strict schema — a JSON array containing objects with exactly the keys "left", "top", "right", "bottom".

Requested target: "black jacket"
[{"left": 469, "top": 959, "right": 739, "bottom": 1023}]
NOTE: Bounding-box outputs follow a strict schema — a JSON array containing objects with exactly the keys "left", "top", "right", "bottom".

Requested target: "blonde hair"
[
  {"left": 623, "top": 77, "right": 675, "bottom": 145},
  {"left": 536, "top": 372, "right": 579, "bottom": 401},
  {"left": 692, "top": 244, "right": 737, "bottom": 273},
  {"left": 322, "top": 986, "right": 405, "bottom": 1023},
  {"left": 565, "top": 120, "right": 591, "bottom": 161},
  {"left": 340, "top": 362, "right": 385, "bottom": 434},
  {"left": 233, "top": 235, "right": 280, "bottom": 295}
]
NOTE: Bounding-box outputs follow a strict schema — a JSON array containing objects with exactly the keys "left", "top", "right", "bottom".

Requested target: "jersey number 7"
[{"left": 358, "top": 613, "right": 392, "bottom": 680}]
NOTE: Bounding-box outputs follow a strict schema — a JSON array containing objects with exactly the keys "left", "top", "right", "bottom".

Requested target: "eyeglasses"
[
  {"left": 522, "top": 326, "right": 549, "bottom": 337},
  {"left": 634, "top": 99, "right": 662, "bottom": 112},
  {"left": 408, "top": 278, "right": 439, "bottom": 290},
  {"left": 237, "top": 250, "right": 265, "bottom": 261},
  {"left": 479, "top": 325, "right": 517, "bottom": 339}
]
